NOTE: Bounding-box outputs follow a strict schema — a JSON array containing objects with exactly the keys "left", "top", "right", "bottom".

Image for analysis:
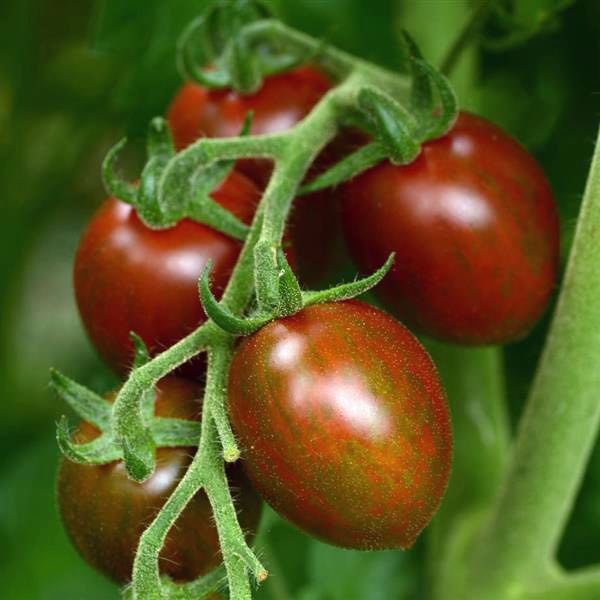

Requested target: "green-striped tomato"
[
  {"left": 57, "top": 377, "right": 262, "bottom": 585},
  {"left": 228, "top": 301, "right": 451, "bottom": 549}
]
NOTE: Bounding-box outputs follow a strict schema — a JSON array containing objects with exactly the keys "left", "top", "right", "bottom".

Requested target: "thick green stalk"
[{"left": 465, "top": 124, "right": 600, "bottom": 599}]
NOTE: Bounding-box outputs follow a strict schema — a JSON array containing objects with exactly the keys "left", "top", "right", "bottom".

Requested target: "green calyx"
[
  {"left": 52, "top": 369, "right": 203, "bottom": 470},
  {"left": 102, "top": 117, "right": 250, "bottom": 240},
  {"left": 201, "top": 250, "right": 395, "bottom": 337}
]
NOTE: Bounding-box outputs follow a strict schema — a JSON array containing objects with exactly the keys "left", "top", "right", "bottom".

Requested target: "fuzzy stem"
[
  {"left": 124, "top": 66, "right": 399, "bottom": 599},
  {"left": 465, "top": 124, "right": 600, "bottom": 599},
  {"left": 131, "top": 341, "right": 266, "bottom": 600}
]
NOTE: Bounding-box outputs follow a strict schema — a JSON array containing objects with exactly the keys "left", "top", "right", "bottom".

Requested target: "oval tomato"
[
  {"left": 342, "top": 111, "right": 560, "bottom": 345},
  {"left": 73, "top": 170, "right": 260, "bottom": 376},
  {"left": 57, "top": 377, "right": 262, "bottom": 585},
  {"left": 228, "top": 300, "right": 451, "bottom": 550},
  {"left": 167, "top": 66, "right": 355, "bottom": 287}
]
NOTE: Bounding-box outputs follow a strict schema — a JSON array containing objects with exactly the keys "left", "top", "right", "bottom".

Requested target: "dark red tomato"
[
  {"left": 57, "top": 377, "right": 262, "bottom": 586},
  {"left": 342, "top": 111, "right": 560, "bottom": 345},
  {"left": 167, "top": 66, "right": 355, "bottom": 287},
  {"left": 228, "top": 301, "right": 451, "bottom": 550},
  {"left": 74, "top": 170, "right": 260, "bottom": 376}
]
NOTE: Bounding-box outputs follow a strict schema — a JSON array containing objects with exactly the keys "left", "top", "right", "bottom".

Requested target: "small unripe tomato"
[
  {"left": 342, "top": 111, "right": 560, "bottom": 345},
  {"left": 56, "top": 377, "right": 262, "bottom": 585},
  {"left": 73, "top": 170, "right": 260, "bottom": 376},
  {"left": 228, "top": 301, "right": 451, "bottom": 550}
]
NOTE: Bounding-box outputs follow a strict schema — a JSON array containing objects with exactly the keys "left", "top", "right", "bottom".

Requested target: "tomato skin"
[
  {"left": 73, "top": 170, "right": 260, "bottom": 376},
  {"left": 56, "top": 377, "right": 262, "bottom": 585},
  {"left": 342, "top": 112, "right": 560, "bottom": 345},
  {"left": 167, "top": 66, "right": 355, "bottom": 287},
  {"left": 228, "top": 301, "right": 451, "bottom": 550}
]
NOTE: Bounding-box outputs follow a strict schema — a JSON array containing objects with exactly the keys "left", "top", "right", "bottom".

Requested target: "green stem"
[
  {"left": 132, "top": 341, "right": 266, "bottom": 600},
  {"left": 465, "top": 123, "right": 600, "bottom": 599},
  {"left": 110, "top": 21, "right": 422, "bottom": 594},
  {"left": 241, "top": 19, "right": 411, "bottom": 96}
]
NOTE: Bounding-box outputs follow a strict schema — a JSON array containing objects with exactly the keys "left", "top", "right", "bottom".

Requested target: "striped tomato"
[
  {"left": 341, "top": 111, "right": 560, "bottom": 345},
  {"left": 228, "top": 301, "right": 451, "bottom": 549}
]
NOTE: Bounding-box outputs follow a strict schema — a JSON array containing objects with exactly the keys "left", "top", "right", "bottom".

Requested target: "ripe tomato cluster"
[{"left": 61, "top": 64, "right": 559, "bottom": 586}]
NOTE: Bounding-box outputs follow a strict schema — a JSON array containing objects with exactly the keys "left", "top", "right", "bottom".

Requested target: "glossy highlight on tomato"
[
  {"left": 342, "top": 111, "right": 560, "bottom": 345},
  {"left": 56, "top": 377, "right": 262, "bottom": 585},
  {"left": 73, "top": 170, "right": 260, "bottom": 376},
  {"left": 228, "top": 301, "right": 451, "bottom": 549}
]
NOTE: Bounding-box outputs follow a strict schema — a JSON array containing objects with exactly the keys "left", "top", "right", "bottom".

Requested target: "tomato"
[
  {"left": 56, "top": 377, "right": 262, "bottom": 585},
  {"left": 228, "top": 301, "right": 451, "bottom": 549},
  {"left": 73, "top": 170, "right": 260, "bottom": 376},
  {"left": 167, "top": 66, "right": 355, "bottom": 287},
  {"left": 341, "top": 111, "right": 560, "bottom": 345}
]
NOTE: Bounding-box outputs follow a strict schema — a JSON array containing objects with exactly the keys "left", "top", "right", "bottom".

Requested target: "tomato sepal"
[
  {"left": 275, "top": 247, "right": 303, "bottom": 316},
  {"left": 299, "top": 142, "right": 387, "bottom": 195},
  {"left": 50, "top": 369, "right": 111, "bottom": 430},
  {"left": 199, "top": 261, "right": 270, "bottom": 335},
  {"left": 302, "top": 253, "right": 394, "bottom": 307},
  {"left": 56, "top": 416, "right": 122, "bottom": 465},
  {"left": 130, "top": 332, "right": 151, "bottom": 369},
  {"left": 357, "top": 86, "right": 421, "bottom": 165}
]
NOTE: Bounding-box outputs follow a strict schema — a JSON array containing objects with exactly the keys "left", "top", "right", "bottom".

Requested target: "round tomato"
[
  {"left": 342, "top": 111, "right": 560, "bottom": 345},
  {"left": 57, "top": 377, "right": 262, "bottom": 585},
  {"left": 228, "top": 300, "right": 451, "bottom": 550},
  {"left": 74, "top": 170, "right": 260, "bottom": 376},
  {"left": 167, "top": 66, "right": 355, "bottom": 287}
]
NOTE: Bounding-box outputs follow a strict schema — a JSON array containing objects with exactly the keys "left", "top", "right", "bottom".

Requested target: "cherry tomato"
[
  {"left": 57, "top": 377, "right": 262, "bottom": 585},
  {"left": 74, "top": 170, "right": 260, "bottom": 376},
  {"left": 167, "top": 66, "right": 354, "bottom": 287},
  {"left": 228, "top": 301, "right": 451, "bottom": 549},
  {"left": 342, "top": 111, "right": 560, "bottom": 345}
]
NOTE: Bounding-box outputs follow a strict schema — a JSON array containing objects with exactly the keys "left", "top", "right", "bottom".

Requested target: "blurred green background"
[{"left": 0, "top": 0, "right": 598, "bottom": 598}]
